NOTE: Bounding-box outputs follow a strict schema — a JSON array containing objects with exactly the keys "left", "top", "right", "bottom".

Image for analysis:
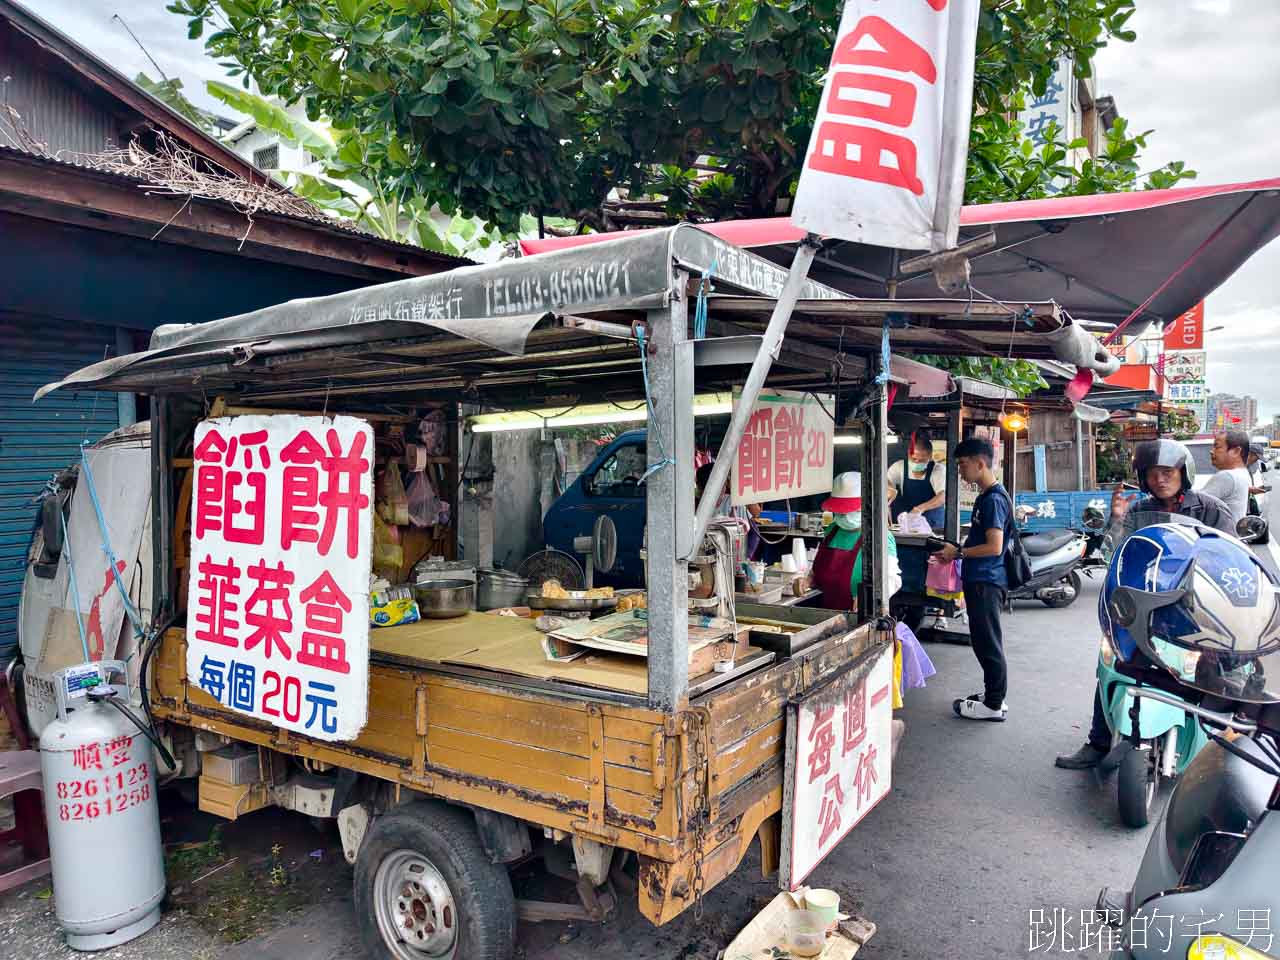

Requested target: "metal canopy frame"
[{"left": 41, "top": 225, "right": 1112, "bottom": 713}]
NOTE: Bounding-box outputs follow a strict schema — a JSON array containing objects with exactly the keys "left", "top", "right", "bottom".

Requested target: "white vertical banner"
[
  {"left": 186, "top": 415, "right": 374, "bottom": 742},
  {"left": 791, "top": 0, "right": 981, "bottom": 251}
]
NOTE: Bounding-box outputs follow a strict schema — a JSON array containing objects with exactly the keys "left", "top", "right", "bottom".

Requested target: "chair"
[{"left": 0, "top": 667, "right": 51, "bottom": 893}]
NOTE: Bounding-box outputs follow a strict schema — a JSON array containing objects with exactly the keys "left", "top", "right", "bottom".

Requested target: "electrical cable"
[{"left": 636, "top": 326, "right": 674, "bottom": 482}]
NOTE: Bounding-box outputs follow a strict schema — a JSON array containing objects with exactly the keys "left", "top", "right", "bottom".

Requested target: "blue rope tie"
[{"left": 693, "top": 258, "right": 718, "bottom": 340}]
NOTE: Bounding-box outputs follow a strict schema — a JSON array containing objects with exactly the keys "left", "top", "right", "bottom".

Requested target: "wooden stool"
[{"left": 0, "top": 750, "right": 51, "bottom": 892}]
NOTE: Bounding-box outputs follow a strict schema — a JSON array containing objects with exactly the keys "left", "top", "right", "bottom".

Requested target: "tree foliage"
[{"left": 168, "top": 0, "right": 1193, "bottom": 234}]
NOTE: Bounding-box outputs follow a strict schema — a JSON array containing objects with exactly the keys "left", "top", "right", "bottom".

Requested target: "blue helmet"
[{"left": 1100, "top": 519, "right": 1280, "bottom": 704}]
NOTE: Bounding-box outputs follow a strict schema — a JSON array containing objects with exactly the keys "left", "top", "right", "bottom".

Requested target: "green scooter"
[
  {"left": 1095, "top": 633, "right": 1210, "bottom": 827},
  {"left": 1094, "top": 508, "right": 1210, "bottom": 828}
]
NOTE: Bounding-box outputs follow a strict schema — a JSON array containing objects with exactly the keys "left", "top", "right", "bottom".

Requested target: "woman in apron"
[
  {"left": 888, "top": 427, "right": 945, "bottom": 528},
  {"left": 811, "top": 472, "right": 901, "bottom": 610}
]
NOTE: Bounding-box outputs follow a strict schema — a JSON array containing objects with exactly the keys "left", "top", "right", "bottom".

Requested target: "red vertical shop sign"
[{"left": 1164, "top": 302, "right": 1205, "bottom": 350}]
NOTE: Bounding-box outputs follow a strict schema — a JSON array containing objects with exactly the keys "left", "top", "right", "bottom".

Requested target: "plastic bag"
[
  {"left": 377, "top": 466, "right": 410, "bottom": 526},
  {"left": 418, "top": 411, "right": 447, "bottom": 456},
  {"left": 407, "top": 471, "right": 443, "bottom": 528},
  {"left": 926, "top": 557, "right": 962, "bottom": 593},
  {"left": 896, "top": 511, "right": 933, "bottom": 535}
]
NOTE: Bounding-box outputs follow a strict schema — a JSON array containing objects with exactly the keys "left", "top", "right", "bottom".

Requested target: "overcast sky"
[{"left": 19, "top": 0, "right": 1280, "bottom": 420}]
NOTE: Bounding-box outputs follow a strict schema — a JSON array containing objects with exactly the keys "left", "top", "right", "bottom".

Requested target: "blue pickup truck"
[{"left": 543, "top": 430, "right": 650, "bottom": 585}]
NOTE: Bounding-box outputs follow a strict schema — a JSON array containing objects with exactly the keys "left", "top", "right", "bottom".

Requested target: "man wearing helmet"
[{"left": 1055, "top": 438, "right": 1235, "bottom": 770}]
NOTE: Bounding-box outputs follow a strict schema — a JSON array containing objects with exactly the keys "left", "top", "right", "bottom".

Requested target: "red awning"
[{"left": 521, "top": 177, "right": 1280, "bottom": 329}]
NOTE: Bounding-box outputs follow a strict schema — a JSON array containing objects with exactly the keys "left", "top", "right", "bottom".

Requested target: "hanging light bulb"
[{"left": 1000, "top": 411, "right": 1028, "bottom": 433}]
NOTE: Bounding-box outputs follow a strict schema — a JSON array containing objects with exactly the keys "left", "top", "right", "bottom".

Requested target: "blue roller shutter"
[{"left": 0, "top": 318, "right": 122, "bottom": 654}]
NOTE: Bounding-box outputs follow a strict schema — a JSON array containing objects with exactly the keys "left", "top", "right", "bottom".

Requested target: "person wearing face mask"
[
  {"left": 887, "top": 427, "right": 945, "bottom": 530},
  {"left": 810, "top": 471, "right": 901, "bottom": 610}
]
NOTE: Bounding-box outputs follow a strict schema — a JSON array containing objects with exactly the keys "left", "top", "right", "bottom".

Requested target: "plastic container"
[
  {"left": 804, "top": 888, "right": 840, "bottom": 928},
  {"left": 783, "top": 910, "right": 828, "bottom": 957}
]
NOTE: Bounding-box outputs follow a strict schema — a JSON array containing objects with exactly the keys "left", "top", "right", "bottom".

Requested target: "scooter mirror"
[
  {"left": 1082, "top": 506, "right": 1106, "bottom": 531},
  {"left": 1236, "top": 515, "right": 1268, "bottom": 544}
]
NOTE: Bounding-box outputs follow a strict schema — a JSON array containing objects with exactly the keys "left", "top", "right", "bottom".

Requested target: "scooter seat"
[{"left": 1021, "top": 529, "right": 1077, "bottom": 556}]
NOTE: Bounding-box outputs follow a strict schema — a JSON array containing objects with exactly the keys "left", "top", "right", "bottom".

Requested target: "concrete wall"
[{"left": 489, "top": 431, "right": 547, "bottom": 570}]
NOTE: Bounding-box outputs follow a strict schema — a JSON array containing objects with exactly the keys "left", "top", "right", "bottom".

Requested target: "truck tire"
[
  {"left": 355, "top": 801, "right": 516, "bottom": 960},
  {"left": 1118, "top": 744, "right": 1158, "bottom": 828}
]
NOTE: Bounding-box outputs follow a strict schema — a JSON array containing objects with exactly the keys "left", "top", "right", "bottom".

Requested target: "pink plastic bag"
[
  {"left": 407, "top": 471, "right": 443, "bottom": 528},
  {"left": 926, "top": 557, "right": 962, "bottom": 593}
]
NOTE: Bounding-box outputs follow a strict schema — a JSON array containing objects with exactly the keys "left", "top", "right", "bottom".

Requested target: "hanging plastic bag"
[
  {"left": 418, "top": 410, "right": 447, "bottom": 456},
  {"left": 926, "top": 557, "right": 962, "bottom": 593},
  {"left": 377, "top": 465, "right": 410, "bottom": 526},
  {"left": 407, "top": 471, "right": 443, "bottom": 528}
]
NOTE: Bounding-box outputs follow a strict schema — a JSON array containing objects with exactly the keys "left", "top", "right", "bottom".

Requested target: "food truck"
[{"left": 22, "top": 225, "right": 1119, "bottom": 959}]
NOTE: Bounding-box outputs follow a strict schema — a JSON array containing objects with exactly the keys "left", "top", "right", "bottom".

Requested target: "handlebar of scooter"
[{"left": 1125, "top": 686, "right": 1257, "bottom": 735}]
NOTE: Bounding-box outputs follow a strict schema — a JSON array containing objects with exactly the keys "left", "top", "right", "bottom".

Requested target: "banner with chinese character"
[
  {"left": 731, "top": 389, "right": 835, "bottom": 506},
  {"left": 781, "top": 644, "right": 893, "bottom": 890},
  {"left": 186, "top": 415, "right": 374, "bottom": 742},
  {"left": 1017, "top": 58, "right": 1076, "bottom": 194},
  {"left": 790, "top": 0, "right": 981, "bottom": 251},
  {"left": 1164, "top": 302, "right": 1205, "bottom": 350}
]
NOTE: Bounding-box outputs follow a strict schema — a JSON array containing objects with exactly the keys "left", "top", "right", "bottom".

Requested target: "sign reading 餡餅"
[
  {"left": 731, "top": 389, "right": 834, "bottom": 507},
  {"left": 186, "top": 416, "right": 373, "bottom": 742},
  {"left": 790, "top": 0, "right": 981, "bottom": 251},
  {"left": 781, "top": 643, "right": 894, "bottom": 890}
]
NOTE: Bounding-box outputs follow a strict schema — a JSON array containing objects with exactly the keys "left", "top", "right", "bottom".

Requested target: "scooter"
[
  {"left": 1098, "top": 688, "right": 1280, "bottom": 958},
  {"left": 1097, "top": 515, "right": 1280, "bottom": 958},
  {"left": 1006, "top": 504, "right": 1090, "bottom": 608},
  {"left": 1096, "top": 632, "right": 1209, "bottom": 828}
]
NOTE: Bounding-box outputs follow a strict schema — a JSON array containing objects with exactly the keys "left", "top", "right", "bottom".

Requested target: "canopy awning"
[
  {"left": 521, "top": 178, "right": 1280, "bottom": 331},
  {"left": 36, "top": 225, "right": 1116, "bottom": 406}
]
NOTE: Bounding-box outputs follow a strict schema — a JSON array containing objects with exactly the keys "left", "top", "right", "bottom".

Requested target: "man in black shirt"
[{"left": 1055, "top": 439, "right": 1233, "bottom": 769}]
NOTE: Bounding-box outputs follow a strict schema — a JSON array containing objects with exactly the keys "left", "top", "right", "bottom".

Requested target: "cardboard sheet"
[{"left": 371, "top": 611, "right": 763, "bottom": 696}]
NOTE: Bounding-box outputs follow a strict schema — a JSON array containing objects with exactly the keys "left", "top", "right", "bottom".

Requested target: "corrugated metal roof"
[{"left": 0, "top": 142, "right": 469, "bottom": 267}]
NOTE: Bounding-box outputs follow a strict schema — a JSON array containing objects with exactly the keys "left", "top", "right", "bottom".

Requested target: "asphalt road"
[{"left": 0, "top": 575, "right": 1178, "bottom": 960}]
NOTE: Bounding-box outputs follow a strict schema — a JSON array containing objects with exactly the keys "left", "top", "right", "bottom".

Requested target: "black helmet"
[{"left": 1132, "top": 439, "right": 1195, "bottom": 495}]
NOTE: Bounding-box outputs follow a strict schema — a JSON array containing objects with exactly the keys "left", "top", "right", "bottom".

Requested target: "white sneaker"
[{"left": 953, "top": 694, "right": 1008, "bottom": 722}]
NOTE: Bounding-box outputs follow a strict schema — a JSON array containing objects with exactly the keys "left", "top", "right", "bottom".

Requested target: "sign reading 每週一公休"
[
  {"left": 185, "top": 415, "right": 373, "bottom": 742},
  {"left": 731, "top": 389, "right": 834, "bottom": 507},
  {"left": 790, "top": 0, "right": 981, "bottom": 252},
  {"left": 781, "top": 644, "right": 893, "bottom": 890}
]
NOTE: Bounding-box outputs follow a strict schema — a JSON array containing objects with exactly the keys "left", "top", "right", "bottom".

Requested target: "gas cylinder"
[{"left": 39, "top": 662, "right": 165, "bottom": 951}]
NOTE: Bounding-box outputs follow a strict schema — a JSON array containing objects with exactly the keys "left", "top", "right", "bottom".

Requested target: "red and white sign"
[
  {"left": 791, "top": 0, "right": 981, "bottom": 251},
  {"left": 1164, "top": 302, "right": 1205, "bottom": 350},
  {"left": 186, "top": 415, "right": 374, "bottom": 742},
  {"left": 782, "top": 645, "right": 894, "bottom": 889},
  {"left": 731, "top": 389, "right": 834, "bottom": 506}
]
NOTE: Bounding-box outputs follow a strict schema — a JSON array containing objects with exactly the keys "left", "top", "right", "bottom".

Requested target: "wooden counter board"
[{"left": 371, "top": 612, "right": 765, "bottom": 696}]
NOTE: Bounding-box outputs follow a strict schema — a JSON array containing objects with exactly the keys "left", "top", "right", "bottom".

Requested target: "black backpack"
[{"left": 996, "top": 488, "right": 1032, "bottom": 590}]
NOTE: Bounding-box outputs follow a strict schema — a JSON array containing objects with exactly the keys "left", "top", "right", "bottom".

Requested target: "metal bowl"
[{"left": 412, "top": 579, "right": 475, "bottom": 619}]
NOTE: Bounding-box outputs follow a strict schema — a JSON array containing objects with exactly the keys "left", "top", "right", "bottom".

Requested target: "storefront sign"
[
  {"left": 731, "top": 389, "right": 834, "bottom": 506},
  {"left": 1166, "top": 381, "right": 1207, "bottom": 403},
  {"left": 781, "top": 644, "right": 894, "bottom": 890},
  {"left": 186, "top": 415, "right": 374, "bottom": 742},
  {"left": 1164, "top": 302, "right": 1205, "bottom": 350},
  {"left": 1017, "top": 58, "right": 1076, "bottom": 193},
  {"left": 1163, "top": 349, "right": 1206, "bottom": 384},
  {"left": 791, "top": 0, "right": 981, "bottom": 251}
]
